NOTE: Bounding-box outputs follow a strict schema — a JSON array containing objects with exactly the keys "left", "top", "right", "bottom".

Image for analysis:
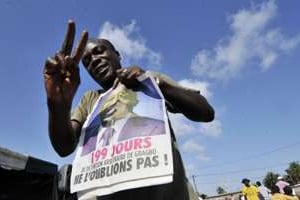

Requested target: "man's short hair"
[
  {"left": 241, "top": 178, "right": 250, "bottom": 184},
  {"left": 256, "top": 181, "right": 261, "bottom": 186},
  {"left": 270, "top": 185, "right": 280, "bottom": 194},
  {"left": 87, "top": 38, "right": 119, "bottom": 55},
  {"left": 283, "top": 186, "right": 293, "bottom": 195}
]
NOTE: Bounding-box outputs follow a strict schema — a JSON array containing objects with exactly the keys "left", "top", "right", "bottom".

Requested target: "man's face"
[{"left": 82, "top": 40, "right": 121, "bottom": 89}]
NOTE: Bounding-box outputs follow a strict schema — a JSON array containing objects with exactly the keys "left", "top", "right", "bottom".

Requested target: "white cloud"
[
  {"left": 98, "top": 20, "right": 162, "bottom": 68},
  {"left": 169, "top": 113, "right": 222, "bottom": 138},
  {"left": 200, "top": 119, "right": 222, "bottom": 138},
  {"left": 182, "top": 139, "right": 210, "bottom": 161},
  {"left": 178, "top": 79, "right": 212, "bottom": 99},
  {"left": 168, "top": 78, "right": 221, "bottom": 138},
  {"left": 169, "top": 113, "right": 196, "bottom": 137},
  {"left": 184, "top": 163, "right": 196, "bottom": 177},
  {"left": 191, "top": 0, "right": 300, "bottom": 80},
  {"left": 183, "top": 139, "right": 204, "bottom": 152}
]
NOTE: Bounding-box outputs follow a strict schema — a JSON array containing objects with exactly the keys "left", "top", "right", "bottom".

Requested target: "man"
[
  {"left": 256, "top": 181, "right": 271, "bottom": 200},
  {"left": 276, "top": 176, "right": 290, "bottom": 194},
  {"left": 270, "top": 185, "right": 298, "bottom": 200},
  {"left": 241, "top": 178, "right": 260, "bottom": 200},
  {"left": 283, "top": 186, "right": 294, "bottom": 196},
  {"left": 43, "top": 21, "right": 214, "bottom": 200}
]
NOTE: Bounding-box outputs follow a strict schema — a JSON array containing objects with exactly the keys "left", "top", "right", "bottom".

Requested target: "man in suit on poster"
[{"left": 97, "top": 84, "right": 165, "bottom": 146}]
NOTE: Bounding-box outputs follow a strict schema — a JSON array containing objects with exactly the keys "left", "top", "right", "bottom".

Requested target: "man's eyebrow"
[
  {"left": 86, "top": 42, "right": 97, "bottom": 49},
  {"left": 98, "top": 44, "right": 107, "bottom": 49}
]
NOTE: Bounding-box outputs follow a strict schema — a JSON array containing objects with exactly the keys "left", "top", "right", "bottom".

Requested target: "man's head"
[
  {"left": 82, "top": 38, "right": 121, "bottom": 90},
  {"left": 256, "top": 181, "right": 261, "bottom": 187},
  {"left": 283, "top": 186, "right": 293, "bottom": 196},
  {"left": 241, "top": 178, "right": 250, "bottom": 187},
  {"left": 270, "top": 185, "right": 280, "bottom": 194}
]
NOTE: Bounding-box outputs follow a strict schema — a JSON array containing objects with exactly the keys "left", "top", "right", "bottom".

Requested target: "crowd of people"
[{"left": 240, "top": 177, "right": 298, "bottom": 200}]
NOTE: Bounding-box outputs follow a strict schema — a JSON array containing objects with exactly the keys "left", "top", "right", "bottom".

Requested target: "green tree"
[
  {"left": 263, "top": 172, "right": 279, "bottom": 189},
  {"left": 285, "top": 161, "right": 300, "bottom": 185},
  {"left": 216, "top": 186, "right": 227, "bottom": 194}
]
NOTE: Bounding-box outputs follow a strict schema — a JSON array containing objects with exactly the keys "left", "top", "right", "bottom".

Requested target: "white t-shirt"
[{"left": 258, "top": 186, "right": 271, "bottom": 199}]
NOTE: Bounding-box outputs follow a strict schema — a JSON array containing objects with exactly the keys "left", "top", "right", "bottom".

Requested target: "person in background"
[
  {"left": 241, "top": 178, "right": 260, "bottom": 200},
  {"left": 283, "top": 186, "right": 297, "bottom": 198},
  {"left": 276, "top": 176, "right": 290, "bottom": 194},
  {"left": 270, "top": 185, "right": 298, "bottom": 200},
  {"left": 256, "top": 181, "right": 271, "bottom": 200}
]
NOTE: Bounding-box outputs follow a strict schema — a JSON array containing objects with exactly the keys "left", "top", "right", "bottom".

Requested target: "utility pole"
[{"left": 192, "top": 175, "right": 199, "bottom": 193}]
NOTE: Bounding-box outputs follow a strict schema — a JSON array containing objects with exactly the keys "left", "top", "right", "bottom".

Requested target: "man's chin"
[{"left": 95, "top": 74, "right": 116, "bottom": 88}]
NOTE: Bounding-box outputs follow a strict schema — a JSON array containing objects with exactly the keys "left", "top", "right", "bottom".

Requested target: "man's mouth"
[
  {"left": 96, "top": 64, "right": 109, "bottom": 74},
  {"left": 93, "top": 61, "right": 110, "bottom": 75}
]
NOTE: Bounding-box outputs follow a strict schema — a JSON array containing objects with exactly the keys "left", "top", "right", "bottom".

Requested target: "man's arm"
[
  {"left": 115, "top": 66, "right": 214, "bottom": 122},
  {"left": 43, "top": 21, "right": 88, "bottom": 156},
  {"left": 242, "top": 188, "right": 247, "bottom": 200},
  {"left": 47, "top": 103, "right": 82, "bottom": 157},
  {"left": 158, "top": 78, "right": 214, "bottom": 122}
]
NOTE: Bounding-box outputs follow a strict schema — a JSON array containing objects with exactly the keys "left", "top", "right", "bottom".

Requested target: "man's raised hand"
[{"left": 43, "top": 21, "right": 88, "bottom": 108}]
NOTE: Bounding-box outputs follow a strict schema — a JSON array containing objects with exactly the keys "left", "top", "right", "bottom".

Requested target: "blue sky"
[{"left": 0, "top": 0, "right": 299, "bottom": 195}]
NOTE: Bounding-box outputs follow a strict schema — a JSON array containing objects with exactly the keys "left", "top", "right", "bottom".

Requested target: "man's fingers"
[
  {"left": 44, "top": 57, "right": 58, "bottom": 74},
  {"left": 127, "top": 70, "right": 140, "bottom": 79},
  {"left": 65, "top": 56, "right": 80, "bottom": 82},
  {"left": 46, "top": 57, "right": 57, "bottom": 65},
  {"left": 55, "top": 53, "right": 65, "bottom": 68},
  {"left": 43, "top": 58, "right": 63, "bottom": 83},
  {"left": 116, "top": 68, "right": 128, "bottom": 78},
  {"left": 60, "top": 20, "right": 75, "bottom": 55},
  {"left": 73, "top": 30, "right": 88, "bottom": 64}
]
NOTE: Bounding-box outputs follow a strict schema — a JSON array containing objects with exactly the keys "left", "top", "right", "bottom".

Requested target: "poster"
[{"left": 70, "top": 74, "right": 173, "bottom": 198}]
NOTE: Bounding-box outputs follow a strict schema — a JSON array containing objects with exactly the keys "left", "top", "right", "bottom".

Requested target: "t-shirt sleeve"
[
  {"left": 71, "top": 90, "right": 100, "bottom": 126},
  {"left": 256, "top": 187, "right": 259, "bottom": 193},
  {"left": 146, "top": 71, "right": 201, "bottom": 113},
  {"left": 242, "top": 187, "right": 246, "bottom": 195}
]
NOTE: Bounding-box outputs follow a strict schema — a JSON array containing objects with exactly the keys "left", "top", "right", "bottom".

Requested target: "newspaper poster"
[{"left": 71, "top": 74, "right": 174, "bottom": 198}]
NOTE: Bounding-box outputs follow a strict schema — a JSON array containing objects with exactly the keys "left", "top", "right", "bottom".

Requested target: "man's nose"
[
  {"left": 90, "top": 57, "right": 102, "bottom": 68},
  {"left": 91, "top": 53, "right": 103, "bottom": 60}
]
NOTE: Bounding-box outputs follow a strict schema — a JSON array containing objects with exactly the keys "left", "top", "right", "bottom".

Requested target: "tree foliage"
[
  {"left": 263, "top": 172, "right": 279, "bottom": 189},
  {"left": 216, "top": 186, "right": 227, "bottom": 194},
  {"left": 285, "top": 161, "right": 300, "bottom": 185}
]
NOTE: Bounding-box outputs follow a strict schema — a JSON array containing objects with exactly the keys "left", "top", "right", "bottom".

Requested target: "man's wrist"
[{"left": 47, "top": 98, "right": 72, "bottom": 113}]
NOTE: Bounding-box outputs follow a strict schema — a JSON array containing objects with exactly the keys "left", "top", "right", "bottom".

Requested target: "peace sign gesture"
[{"left": 43, "top": 21, "right": 88, "bottom": 108}]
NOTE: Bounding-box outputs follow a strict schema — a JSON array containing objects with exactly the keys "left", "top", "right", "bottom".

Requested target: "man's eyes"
[
  {"left": 82, "top": 45, "right": 107, "bottom": 66},
  {"left": 93, "top": 46, "right": 106, "bottom": 54}
]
